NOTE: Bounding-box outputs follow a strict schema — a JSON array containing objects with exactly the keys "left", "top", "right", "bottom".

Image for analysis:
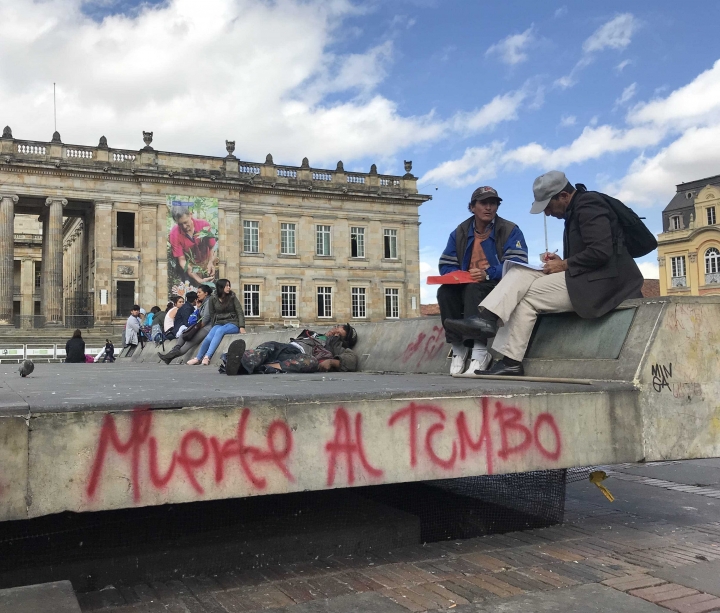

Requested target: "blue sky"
[{"left": 3, "top": 0, "right": 720, "bottom": 302}]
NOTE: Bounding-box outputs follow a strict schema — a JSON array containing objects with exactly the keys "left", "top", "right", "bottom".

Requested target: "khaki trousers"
[{"left": 480, "top": 267, "right": 574, "bottom": 361}]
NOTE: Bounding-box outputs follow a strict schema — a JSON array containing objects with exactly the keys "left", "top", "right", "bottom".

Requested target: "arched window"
[{"left": 705, "top": 247, "right": 720, "bottom": 275}]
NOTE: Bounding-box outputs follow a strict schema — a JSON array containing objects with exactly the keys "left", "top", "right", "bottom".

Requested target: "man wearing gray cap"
[
  {"left": 437, "top": 185, "right": 528, "bottom": 375},
  {"left": 444, "top": 171, "right": 643, "bottom": 376}
]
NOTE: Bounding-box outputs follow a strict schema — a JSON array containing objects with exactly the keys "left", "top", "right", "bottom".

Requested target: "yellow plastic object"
[{"left": 589, "top": 470, "right": 615, "bottom": 502}]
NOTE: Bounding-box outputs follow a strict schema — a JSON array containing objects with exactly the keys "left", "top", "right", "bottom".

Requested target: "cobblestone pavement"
[{"left": 78, "top": 461, "right": 720, "bottom": 613}]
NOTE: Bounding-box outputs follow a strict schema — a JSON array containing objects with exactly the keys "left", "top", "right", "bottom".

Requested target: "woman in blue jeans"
[{"left": 187, "top": 279, "right": 246, "bottom": 365}]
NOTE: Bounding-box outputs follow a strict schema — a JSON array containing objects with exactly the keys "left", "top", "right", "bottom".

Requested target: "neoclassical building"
[
  {"left": 0, "top": 127, "right": 429, "bottom": 326},
  {"left": 657, "top": 175, "right": 720, "bottom": 296}
]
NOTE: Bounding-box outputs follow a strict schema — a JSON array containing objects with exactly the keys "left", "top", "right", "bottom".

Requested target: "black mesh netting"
[{"left": 0, "top": 468, "right": 597, "bottom": 590}]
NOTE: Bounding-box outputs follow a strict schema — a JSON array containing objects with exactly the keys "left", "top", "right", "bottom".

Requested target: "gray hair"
[{"left": 171, "top": 206, "right": 192, "bottom": 223}]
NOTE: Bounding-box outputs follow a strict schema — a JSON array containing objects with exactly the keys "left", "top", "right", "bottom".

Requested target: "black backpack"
[{"left": 577, "top": 184, "right": 657, "bottom": 258}]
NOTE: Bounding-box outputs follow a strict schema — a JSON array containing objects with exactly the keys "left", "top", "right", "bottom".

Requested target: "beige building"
[
  {"left": 0, "top": 127, "right": 430, "bottom": 327},
  {"left": 657, "top": 175, "right": 720, "bottom": 297}
]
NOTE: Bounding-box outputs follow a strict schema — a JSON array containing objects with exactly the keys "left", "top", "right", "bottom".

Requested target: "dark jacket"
[
  {"left": 202, "top": 292, "right": 245, "bottom": 328},
  {"left": 564, "top": 187, "right": 643, "bottom": 318},
  {"left": 65, "top": 337, "right": 86, "bottom": 363},
  {"left": 291, "top": 330, "right": 358, "bottom": 371},
  {"left": 438, "top": 215, "right": 528, "bottom": 280},
  {"left": 173, "top": 302, "right": 195, "bottom": 336}
]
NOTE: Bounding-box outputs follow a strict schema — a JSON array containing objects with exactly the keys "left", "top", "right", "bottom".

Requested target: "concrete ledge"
[{"left": 0, "top": 580, "right": 80, "bottom": 613}]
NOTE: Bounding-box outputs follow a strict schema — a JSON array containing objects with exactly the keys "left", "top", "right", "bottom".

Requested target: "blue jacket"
[{"left": 439, "top": 218, "right": 528, "bottom": 280}]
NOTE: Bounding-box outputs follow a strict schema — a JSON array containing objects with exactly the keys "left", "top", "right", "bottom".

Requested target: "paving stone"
[
  {"left": 305, "top": 576, "right": 354, "bottom": 599},
  {"left": 382, "top": 589, "right": 426, "bottom": 612},
  {"left": 263, "top": 591, "right": 410, "bottom": 613},
  {"left": 629, "top": 583, "right": 700, "bottom": 603},
  {"left": 461, "top": 552, "right": 511, "bottom": 572},
  {"left": 659, "top": 593, "right": 720, "bottom": 613},
  {"left": 76, "top": 587, "right": 126, "bottom": 611},
  {"left": 521, "top": 567, "right": 580, "bottom": 589},
  {"left": 439, "top": 579, "right": 487, "bottom": 603},
  {"left": 183, "top": 576, "right": 224, "bottom": 596},
  {"left": 422, "top": 582, "right": 470, "bottom": 606},
  {"left": 404, "top": 584, "right": 449, "bottom": 609},
  {"left": 276, "top": 579, "right": 319, "bottom": 604},
  {"left": 460, "top": 574, "right": 524, "bottom": 597},
  {"left": 451, "top": 583, "right": 669, "bottom": 612},
  {"left": 602, "top": 575, "right": 667, "bottom": 591},
  {"left": 0, "top": 581, "right": 82, "bottom": 613},
  {"left": 652, "top": 560, "right": 720, "bottom": 597}
]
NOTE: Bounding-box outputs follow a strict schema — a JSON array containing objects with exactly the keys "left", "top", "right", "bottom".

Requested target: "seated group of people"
[
  {"left": 149, "top": 279, "right": 359, "bottom": 375},
  {"left": 437, "top": 170, "right": 644, "bottom": 377}
]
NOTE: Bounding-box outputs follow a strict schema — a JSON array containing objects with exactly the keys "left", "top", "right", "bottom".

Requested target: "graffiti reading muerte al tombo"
[{"left": 86, "top": 400, "right": 562, "bottom": 503}]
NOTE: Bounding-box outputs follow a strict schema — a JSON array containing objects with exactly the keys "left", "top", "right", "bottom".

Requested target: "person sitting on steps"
[
  {"left": 186, "top": 279, "right": 246, "bottom": 366},
  {"left": 158, "top": 285, "right": 213, "bottom": 364}
]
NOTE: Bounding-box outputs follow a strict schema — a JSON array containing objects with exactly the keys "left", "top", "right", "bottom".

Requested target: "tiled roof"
[
  {"left": 642, "top": 279, "right": 660, "bottom": 298},
  {"left": 420, "top": 304, "right": 440, "bottom": 316},
  {"left": 664, "top": 174, "right": 720, "bottom": 212}
]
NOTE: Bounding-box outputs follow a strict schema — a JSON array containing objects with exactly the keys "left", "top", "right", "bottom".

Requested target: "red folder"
[{"left": 426, "top": 271, "right": 475, "bottom": 285}]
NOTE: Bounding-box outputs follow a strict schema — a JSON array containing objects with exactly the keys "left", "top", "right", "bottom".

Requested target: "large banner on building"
[{"left": 166, "top": 195, "right": 219, "bottom": 299}]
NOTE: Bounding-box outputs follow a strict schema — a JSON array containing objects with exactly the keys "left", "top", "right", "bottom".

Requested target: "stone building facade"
[
  {"left": 657, "top": 174, "right": 720, "bottom": 296},
  {"left": 0, "top": 127, "right": 430, "bottom": 326}
]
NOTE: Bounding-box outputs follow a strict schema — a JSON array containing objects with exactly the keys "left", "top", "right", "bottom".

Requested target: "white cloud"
[
  {"left": 614, "top": 82, "right": 637, "bottom": 108},
  {"left": 420, "top": 142, "right": 504, "bottom": 188},
  {"left": 583, "top": 13, "right": 638, "bottom": 53},
  {"left": 559, "top": 115, "right": 576, "bottom": 127},
  {"left": 556, "top": 14, "right": 638, "bottom": 89},
  {"left": 450, "top": 89, "right": 528, "bottom": 134},
  {"left": 419, "top": 260, "right": 436, "bottom": 303},
  {"left": 0, "top": 0, "right": 448, "bottom": 166},
  {"left": 485, "top": 26, "right": 535, "bottom": 66},
  {"left": 637, "top": 261, "right": 659, "bottom": 279},
  {"left": 554, "top": 6, "right": 568, "bottom": 18},
  {"left": 615, "top": 59, "right": 632, "bottom": 73}
]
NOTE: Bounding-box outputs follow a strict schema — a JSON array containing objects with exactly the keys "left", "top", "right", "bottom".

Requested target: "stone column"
[
  {"left": 140, "top": 202, "right": 157, "bottom": 309},
  {"left": 93, "top": 201, "right": 113, "bottom": 323},
  {"left": 20, "top": 257, "right": 34, "bottom": 328},
  {"left": 43, "top": 197, "right": 67, "bottom": 326},
  {"left": 0, "top": 195, "right": 18, "bottom": 325}
]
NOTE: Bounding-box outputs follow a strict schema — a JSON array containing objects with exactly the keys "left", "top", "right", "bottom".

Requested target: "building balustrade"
[
  {"left": 671, "top": 276, "right": 687, "bottom": 288},
  {"left": 2, "top": 131, "right": 415, "bottom": 194},
  {"left": 705, "top": 273, "right": 720, "bottom": 285}
]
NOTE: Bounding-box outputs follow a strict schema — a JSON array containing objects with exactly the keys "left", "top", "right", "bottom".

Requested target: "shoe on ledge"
[
  {"left": 443, "top": 316, "right": 498, "bottom": 341},
  {"left": 484, "top": 358, "right": 524, "bottom": 377},
  {"left": 464, "top": 353, "right": 492, "bottom": 374},
  {"left": 449, "top": 348, "right": 469, "bottom": 375}
]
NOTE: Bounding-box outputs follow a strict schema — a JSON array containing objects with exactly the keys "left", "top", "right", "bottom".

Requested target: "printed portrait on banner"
[{"left": 166, "top": 195, "right": 219, "bottom": 298}]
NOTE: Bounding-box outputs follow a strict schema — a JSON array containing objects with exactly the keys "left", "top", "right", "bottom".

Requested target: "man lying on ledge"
[
  {"left": 221, "top": 324, "right": 359, "bottom": 375},
  {"left": 444, "top": 170, "right": 644, "bottom": 376}
]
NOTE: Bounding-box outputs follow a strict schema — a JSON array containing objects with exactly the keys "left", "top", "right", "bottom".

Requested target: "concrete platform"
[
  {"left": 1, "top": 295, "right": 720, "bottom": 522},
  {"left": 0, "top": 363, "right": 639, "bottom": 521}
]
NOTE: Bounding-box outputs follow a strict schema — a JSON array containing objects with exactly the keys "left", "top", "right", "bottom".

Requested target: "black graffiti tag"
[{"left": 651, "top": 363, "right": 672, "bottom": 393}]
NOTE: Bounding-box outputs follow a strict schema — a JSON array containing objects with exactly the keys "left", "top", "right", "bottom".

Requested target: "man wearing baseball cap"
[
  {"left": 437, "top": 185, "right": 528, "bottom": 375},
  {"left": 444, "top": 171, "right": 643, "bottom": 376}
]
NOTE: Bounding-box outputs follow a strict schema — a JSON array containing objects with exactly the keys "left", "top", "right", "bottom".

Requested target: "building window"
[
  {"left": 384, "top": 229, "right": 398, "bottom": 259},
  {"left": 34, "top": 263, "right": 41, "bottom": 288},
  {"left": 243, "top": 284, "right": 260, "bottom": 317},
  {"left": 316, "top": 225, "right": 331, "bottom": 256},
  {"left": 243, "top": 220, "right": 259, "bottom": 253},
  {"left": 708, "top": 207, "right": 717, "bottom": 226},
  {"left": 116, "top": 212, "right": 135, "bottom": 248},
  {"left": 385, "top": 288, "right": 399, "bottom": 319},
  {"left": 705, "top": 248, "right": 720, "bottom": 274},
  {"left": 670, "top": 215, "right": 682, "bottom": 230},
  {"left": 351, "top": 287, "right": 366, "bottom": 318},
  {"left": 116, "top": 281, "right": 135, "bottom": 317},
  {"left": 280, "top": 223, "right": 296, "bottom": 255},
  {"left": 671, "top": 256, "right": 686, "bottom": 278},
  {"left": 281, "top": 285, "right": 297, "bottom": 318},
  {"left": 350, "top": 227, "right": 365, "bottom": 258},
  {"left": 317, "top": 286, "right": 332, "bottom": 318}
]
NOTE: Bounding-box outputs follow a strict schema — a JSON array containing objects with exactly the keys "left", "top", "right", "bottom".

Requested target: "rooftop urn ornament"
[
  {"left": 142, "top": 131, "right": 154, "bottom": 150},
  {"left": 336, "top": 160, "right": 344, "bottom": 172},
  {"left": 403, "top": 160, "right": 413, "bottom": 177},
  {"left": 265, "top": 153, "right": 274, "bottom": 164},
  {"left": 370, "top": 163, "right": 378, "bottom": 175},
  {"left": 98, "top": 135, "right": 108, "bottom": 149},
  {"left": 225, "top": 140, "right": 236, "bottom": 158},
  {"left": 1, "top": 126, "right": 11, "bottom": 139},
  {"left": 301, "top": 157, "right": 310, "bottom": 169},
  {"left": 51, "top": 131, "right": 62, "bottom": 143}
]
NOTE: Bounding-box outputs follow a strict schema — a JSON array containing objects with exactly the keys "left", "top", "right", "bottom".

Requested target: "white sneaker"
[
  {"left": 449, "top": 349, "right": 469, "bottom": 375},
  {"left": 464, "top": 354, "right": 492, "bottom": 374}
]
